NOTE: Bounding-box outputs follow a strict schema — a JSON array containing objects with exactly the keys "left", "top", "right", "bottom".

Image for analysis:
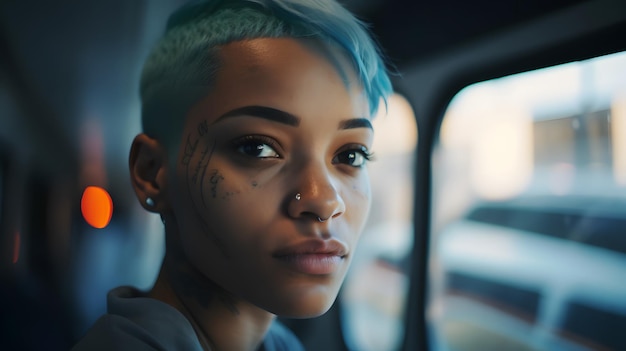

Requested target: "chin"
[
  {"left": 275, "top": 302, "right": 335, "bottom": 319},
  {"left": 264, "top": 286, "right": 339, "bottom": 318}
]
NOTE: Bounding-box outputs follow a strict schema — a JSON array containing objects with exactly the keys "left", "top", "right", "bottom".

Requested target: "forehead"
[
  {"left": 226, "top": 38, "right": 354, "bottom": 81},
  {"left": 197, "top": 37, "right": 368, "bottom": 119}
]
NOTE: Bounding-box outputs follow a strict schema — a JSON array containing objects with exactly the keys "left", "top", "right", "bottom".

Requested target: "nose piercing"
[{"left": 294, "top": 193, "right": 328, "bottom": 222}]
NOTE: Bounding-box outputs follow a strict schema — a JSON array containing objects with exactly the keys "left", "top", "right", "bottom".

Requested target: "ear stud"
[{"left": 146, "top": 197, "right": 155, "bottom": 207}]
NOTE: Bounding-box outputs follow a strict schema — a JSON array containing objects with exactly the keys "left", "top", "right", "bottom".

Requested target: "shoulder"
[
  {"left": 262, "top": 320, "right": 305, "bottom": 351},
  {"left": 72, "top": 287, "right": 202, "bottom": 351},
  {"left": 71, "top": 314, "right": 164, "bottom": 351}
]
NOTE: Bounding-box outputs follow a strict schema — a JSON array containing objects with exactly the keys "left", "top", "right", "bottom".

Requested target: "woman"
[{"left": 73, "top": 0, "right": 392, "bottom": 349}]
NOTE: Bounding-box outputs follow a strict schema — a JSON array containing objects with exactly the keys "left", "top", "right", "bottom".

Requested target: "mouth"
[{"left": 273, "top": 239, "right": 349, "bottom": 275}]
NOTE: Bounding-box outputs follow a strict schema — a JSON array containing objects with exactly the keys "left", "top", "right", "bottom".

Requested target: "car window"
[
  {"left": 429, "top": 51, "right": 626, "bottom": 351},
  {"left": 341, "top": 93, "right": 417, "bottom": 351}
]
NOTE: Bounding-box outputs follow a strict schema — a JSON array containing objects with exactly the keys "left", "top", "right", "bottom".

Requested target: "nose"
[{"left": 287, "top": 163, "right": 345, "bottom": 222}]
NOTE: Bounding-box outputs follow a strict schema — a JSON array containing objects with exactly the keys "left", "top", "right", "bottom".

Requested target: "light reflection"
[
  {"left": 372, "top": 94, "right": 418, "bottom": 154},
  {"left": 470, "top": 107, "right": 533, "bottom": 200},
  {"left": 81, "top": 186, "right": 113, "bottom": 229}
]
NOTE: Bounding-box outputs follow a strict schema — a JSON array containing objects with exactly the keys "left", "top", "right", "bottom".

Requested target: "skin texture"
[{"left": 129, "top": 37, "right": 373, "bottom": 351}]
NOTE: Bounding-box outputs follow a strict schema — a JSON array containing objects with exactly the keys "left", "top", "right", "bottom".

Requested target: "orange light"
[{"left": 81, "top": 186, "right": 113, "bottom": 229}]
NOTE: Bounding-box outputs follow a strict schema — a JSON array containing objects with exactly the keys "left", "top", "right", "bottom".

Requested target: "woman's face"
[{"left": 169, "top": 38, "right": 373, "bottom": 317}]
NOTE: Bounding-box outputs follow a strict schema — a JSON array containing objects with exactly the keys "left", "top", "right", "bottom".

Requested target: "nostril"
[
  {"left": 300, "top": 211, "right": 318, "bottom": 221},
  {"left": 301, "top": 211, "right": 335, "bottom": 223}
]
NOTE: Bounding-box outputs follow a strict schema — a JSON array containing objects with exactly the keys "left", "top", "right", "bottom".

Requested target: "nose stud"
[{"left": 294, "top": 192, "right": 331, "bottom": 222}]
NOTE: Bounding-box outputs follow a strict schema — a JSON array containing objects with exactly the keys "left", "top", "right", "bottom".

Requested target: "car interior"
[{"left": 1, "top": 0, "right": 626, "bottom": 350}]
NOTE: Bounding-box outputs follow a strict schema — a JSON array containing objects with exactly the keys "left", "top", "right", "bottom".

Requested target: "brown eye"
[
  {"left": 233, "top": 136, "right": 281, "bottom": 159},
  {"left": 333, "top": 146, "right": 372, "bottom": 168}
]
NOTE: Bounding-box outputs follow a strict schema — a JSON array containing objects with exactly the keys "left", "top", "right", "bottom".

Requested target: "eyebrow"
[
  {"left": 215, "top": 105, "right": 372, "bottom": 130},
  {"left": 339, "top": 118, "right": 373, "bottom": 130},
  {"left": 216, "top": 106, "right": 300, "bottom": 126}
]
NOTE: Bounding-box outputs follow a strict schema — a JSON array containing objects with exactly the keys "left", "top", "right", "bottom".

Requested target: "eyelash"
[
  {"left": 333, "top": 145, "right": 374, "bottom": 168},
  {"left": 230, "top": 136, "right": 373, "bottom": 168},
  {"left": 231, "top": 135, "right": 282, "bottom": 159}
]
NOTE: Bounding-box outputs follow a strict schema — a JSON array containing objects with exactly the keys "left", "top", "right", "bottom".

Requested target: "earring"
[
  {"left": 146, "top": 197, "right": 155, "bottom": 207},
  {"left": 295, "top": 193, "right": 301, "bottom": 201}
]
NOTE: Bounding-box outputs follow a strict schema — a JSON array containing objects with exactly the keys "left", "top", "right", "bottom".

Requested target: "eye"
[
  {"left": 233, "top": 136, "right": 281, "bottom": 159},
  {"left": 333, "top": 145, "right": 373, "bottom": 168}
]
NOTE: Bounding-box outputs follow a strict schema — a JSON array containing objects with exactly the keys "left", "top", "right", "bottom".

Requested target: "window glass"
[
  {"left": 429, "top": 51, "right": 626, "bottom": 351},
  {"left": 341, "top": 93, "right": 417, "bottom": 351}
]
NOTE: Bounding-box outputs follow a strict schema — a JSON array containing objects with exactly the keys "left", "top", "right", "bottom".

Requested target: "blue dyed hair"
[{"left": 140, "top": 0, "right": 393, "bottom": 147}]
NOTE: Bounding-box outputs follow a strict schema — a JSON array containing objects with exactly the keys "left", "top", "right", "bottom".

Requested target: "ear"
[{"left": 129, "top": 133, "right": 170, "bottom": 213}]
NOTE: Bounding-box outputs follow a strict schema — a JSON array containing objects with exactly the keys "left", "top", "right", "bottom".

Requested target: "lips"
[{"left": 273, "top": 239, "right": 348, "bottom": 275}]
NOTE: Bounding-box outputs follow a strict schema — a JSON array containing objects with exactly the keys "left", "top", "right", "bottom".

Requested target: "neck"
[{"left": 149, "top": 253, "right": 275, "bottom": 351}]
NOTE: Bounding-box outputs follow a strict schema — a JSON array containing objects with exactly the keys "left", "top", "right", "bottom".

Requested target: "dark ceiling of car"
[{"left": 345, "top": 0, "right": 585, "bottom": 66}]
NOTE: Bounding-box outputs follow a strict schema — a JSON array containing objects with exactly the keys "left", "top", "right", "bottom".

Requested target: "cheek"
[
  {"left": 353, "top": 172, "right": 372, "bottom": 204},
  {"left": 346, "top": 174, "right": 372, "bottom": 229},
  {"left": 185, "top": 167, "right": 244, "bottom": 223},
  {"left": 173, "top": 166, "right": 268, "bottom": 271},
  {"left": 182, "top": 162, "right": 277, "bottom": 240},
  {"left": 352, "top": 177, "right": 371, "bottom": 200}
]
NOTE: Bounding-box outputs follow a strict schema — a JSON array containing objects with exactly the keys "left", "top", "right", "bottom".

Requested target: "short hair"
[{"left": 140, "top": 0, "right": 393, "bottom": 149}]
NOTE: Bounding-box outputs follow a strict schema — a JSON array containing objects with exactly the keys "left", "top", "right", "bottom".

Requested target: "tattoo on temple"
[
  {"left": 197, "top": 120, "right": 208, "bottom": 136},
  {"left": 181, "top": 133, "right": 199, "bottom": 166},
  {"left": 199, "top": 141, "right": 217, "bottom": 208},
  {"left": 191, "top": 141, "right": 213, "bottom": 185},
  {"left": 181, "top": 120, "right": 209, "bottom": 166},
  {"left": 184, "top": 142, "right": 229, "bottom": 258}
]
